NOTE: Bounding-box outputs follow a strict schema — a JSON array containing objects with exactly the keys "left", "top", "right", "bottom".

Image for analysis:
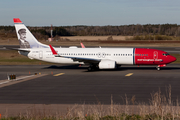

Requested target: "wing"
[
  {"left": 49, "top": 45, "right": 100, "bottom": 64},
  {"left": 63, "top": 56, "right": 100, "bottom": 64}
]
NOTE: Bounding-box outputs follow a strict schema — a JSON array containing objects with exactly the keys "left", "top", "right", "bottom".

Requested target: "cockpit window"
[{"left": 162, "top": 53, "right": 169, "bottom": 56}]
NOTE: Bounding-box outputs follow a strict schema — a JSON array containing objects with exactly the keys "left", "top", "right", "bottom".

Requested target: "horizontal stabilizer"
[{"left": 4, "top": 47, "right": 30, "bottom": 52}]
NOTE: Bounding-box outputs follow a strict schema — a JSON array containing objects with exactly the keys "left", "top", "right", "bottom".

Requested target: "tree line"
[
  {"left": 1, "top": 24, "right": 180, "bottom": 39},
  {"left": 64, "top": 24, "right": 180, "bottom": 36}
]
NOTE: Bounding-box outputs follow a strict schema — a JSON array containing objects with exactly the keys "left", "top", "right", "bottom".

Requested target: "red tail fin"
[{"left": 13, "top": 18, "right": 22, "bottom": 24}]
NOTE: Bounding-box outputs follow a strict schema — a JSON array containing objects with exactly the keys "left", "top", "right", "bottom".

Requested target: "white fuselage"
[
  {"left": 14, "top": 18, "right": 177, "bottom": 70},
  {"left": 24, "top": 48, "right": 135, "bottom": 65}
]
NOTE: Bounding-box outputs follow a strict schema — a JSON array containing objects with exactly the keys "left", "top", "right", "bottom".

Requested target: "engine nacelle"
[{"left": 99, "top": 60, "right": 116, "bottom": 69}]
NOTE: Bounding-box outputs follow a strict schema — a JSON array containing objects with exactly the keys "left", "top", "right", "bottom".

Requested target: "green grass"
[{"left": 0, "top": 50, "right": 53, "bottom": 65}]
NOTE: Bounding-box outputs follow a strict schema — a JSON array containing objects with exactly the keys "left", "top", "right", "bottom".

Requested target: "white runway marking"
[{"left": 0, "top": 75, "right": 35, "bottom": 85}]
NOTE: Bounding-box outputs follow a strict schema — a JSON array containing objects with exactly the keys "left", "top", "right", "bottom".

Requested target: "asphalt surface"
[{"left": 0, "top": 64, "right": 180, "bottom": 105}]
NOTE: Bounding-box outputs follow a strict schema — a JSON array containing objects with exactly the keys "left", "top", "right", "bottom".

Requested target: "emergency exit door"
[{"left": 39, "top": 51, "right": 43, "bottom": 59}]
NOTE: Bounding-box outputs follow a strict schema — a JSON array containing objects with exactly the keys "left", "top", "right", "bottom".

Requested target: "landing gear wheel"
[
  {"left": 88, "top": 65, "right": 98, "bottom": 71},
  {"left": 88, "top": 67, "right": 92, "bottom": 71},
  {"left": 157, "top": 67, "right": 160, "bottom": 71}
]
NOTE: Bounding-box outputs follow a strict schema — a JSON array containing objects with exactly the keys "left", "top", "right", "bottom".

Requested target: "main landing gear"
[
  {"left": 157, "top": 64, "right": 166, "bottom": 71},
  {"left": 88, "top": 64, "right": 98, "bottom": 71}
]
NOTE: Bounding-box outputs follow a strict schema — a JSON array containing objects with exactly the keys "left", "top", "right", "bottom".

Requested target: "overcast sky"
[{"left": 1, "top": 0, "right": 180, "bottom": 26}]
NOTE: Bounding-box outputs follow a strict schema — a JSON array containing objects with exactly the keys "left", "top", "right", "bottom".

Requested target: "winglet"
[
  {"left": 13, "top": 18, "right": 23, "bottom": 24},
  {"left": 80, "top": 42, "right": 85, "bottom": 48},
  {"left": 49, "top": 45, "right": 60, "bottom": 57}
]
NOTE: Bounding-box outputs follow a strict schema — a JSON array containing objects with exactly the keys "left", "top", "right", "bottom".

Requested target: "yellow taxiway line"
[
  {"left": 125, "top": 73, "right": 133, "bottom": 76},
  {"left": 54, "top": 73, "right": 64, "bottom": 76}
]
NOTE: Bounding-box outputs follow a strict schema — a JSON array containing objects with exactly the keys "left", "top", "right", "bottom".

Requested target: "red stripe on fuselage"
[{"left": 134, "top": 48, "right": 172, "bottom": 65}]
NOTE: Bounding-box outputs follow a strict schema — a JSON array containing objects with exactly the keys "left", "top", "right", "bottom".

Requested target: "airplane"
[{"left": 13, "top": 18, "right": 176, "bottom": 71}]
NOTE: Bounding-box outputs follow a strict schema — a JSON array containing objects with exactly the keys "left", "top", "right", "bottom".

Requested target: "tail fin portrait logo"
[
  {"left": 18, "top": 28, "right": 30, "bottom": 48},
  {"left": 14, "top": 18, "right": 48, "bottom": 49}
]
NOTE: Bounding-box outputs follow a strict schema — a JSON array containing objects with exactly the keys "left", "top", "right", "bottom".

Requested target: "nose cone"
[{"left": 170, "top": 55, "right": 176, "bottom": 63}]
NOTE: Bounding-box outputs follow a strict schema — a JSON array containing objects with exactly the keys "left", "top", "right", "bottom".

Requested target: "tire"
[
  {"left": 88, "top": 67, "right": 92, "bottom": 71},
  {"left": 157, "top": 67, "right": 160, "bottom": 71}
]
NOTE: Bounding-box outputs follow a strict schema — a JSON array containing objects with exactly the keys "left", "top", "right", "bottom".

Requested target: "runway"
[{"left": 0, "top": 64, "right": 180, "bottom": 105}]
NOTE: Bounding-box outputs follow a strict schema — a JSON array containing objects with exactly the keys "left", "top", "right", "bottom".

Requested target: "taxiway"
[{"left": 0, "top": 64, "right": 179, "bottom": 104}]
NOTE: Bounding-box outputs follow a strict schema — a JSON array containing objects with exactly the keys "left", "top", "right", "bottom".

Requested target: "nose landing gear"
[
  {"left": 157, "top": 67, "right": 160, "bottom": 71},
  {"left": 157, "top": 64, "right": 166, "bottom": 71}
]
